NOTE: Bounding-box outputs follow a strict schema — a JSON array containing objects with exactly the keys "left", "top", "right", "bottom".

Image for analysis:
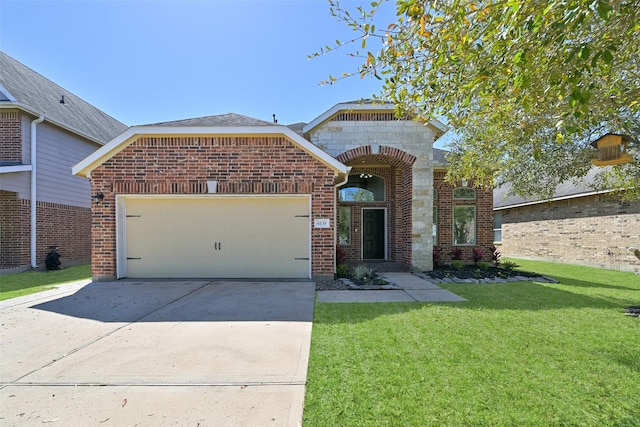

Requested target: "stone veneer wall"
[
  {"left": 307, "top": 116, "right": 436, "bottom": 270},
  {"left": 88, "top": 135, "right": 338, "bottom": 280},
  {"left": 498, "top": 194, "right": 640, "bottom": 272}
]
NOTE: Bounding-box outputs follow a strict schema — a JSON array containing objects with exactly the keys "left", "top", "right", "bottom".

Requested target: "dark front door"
[{"left": 362, "top": 209, "right": 385, "bottom": 259}]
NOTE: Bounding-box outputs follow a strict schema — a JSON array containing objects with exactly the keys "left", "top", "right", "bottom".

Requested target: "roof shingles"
[{"left": 0, "top": 51, "right": 127, "bottom": 144}]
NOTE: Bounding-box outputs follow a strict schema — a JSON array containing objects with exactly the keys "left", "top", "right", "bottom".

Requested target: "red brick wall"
[
  {"left": 0, "top": 190, "right": 91, "bottom": 268},
  {"left": 36, "top": 201, "right": 91, "bottom": 265},
  {"left": 0, "top": 190, "right": 29, "bottom": 267},
  {"left": 0, "top": 110, "right": 22, "bottom": 162},
  {"left": 434, "top": 171, "right": 494, "bottom": 264},
  {"left": 88, "top": 135, "right": 338, "bottom": 279}
]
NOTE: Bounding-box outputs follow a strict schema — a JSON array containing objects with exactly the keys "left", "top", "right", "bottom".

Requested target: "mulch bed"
[{"left": 423, "top": 265, "right": 540, "bottom": 281}]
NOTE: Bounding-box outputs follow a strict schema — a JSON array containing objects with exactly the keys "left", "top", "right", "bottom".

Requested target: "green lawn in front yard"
[
  {"left": 0, "top": 264, "right": 91, "bottom": 301},
  {"left": 304, "top": 260, "right": 640, "bottom": 426}
]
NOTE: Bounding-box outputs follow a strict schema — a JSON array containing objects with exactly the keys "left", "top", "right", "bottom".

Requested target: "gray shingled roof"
[
  {"left": 434, "top": 148, "right": 448, "bottom": 165},
  {"left": 494, "top": 167, "right": 604, "bottom": 209},
  {"left": 142, "top": 113, "right": 274, "bottom": 127},
  {"left": 0, "top": 51, "right": 127, "bottom": 144},
  {"left": 286, "top": 122, "right": 306, "bottom": 136}
]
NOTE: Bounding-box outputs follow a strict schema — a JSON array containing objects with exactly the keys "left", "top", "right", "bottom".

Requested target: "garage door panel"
[{"left": 123, "top": 197, "right": 310, "bottom": 279}]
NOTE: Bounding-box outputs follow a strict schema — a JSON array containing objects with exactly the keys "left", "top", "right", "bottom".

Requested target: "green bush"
[
  {"left": 477, "top": 261, "right": 491, "bottom": 271},
  {"left": 502, "top": 261, "right": 519, "bottom": 271},
  {"left": 336, "top": 263, "right": 350, "bottom": 278},
  {"left": 451, "top": 260, "right": 465, "bottom": 270}
]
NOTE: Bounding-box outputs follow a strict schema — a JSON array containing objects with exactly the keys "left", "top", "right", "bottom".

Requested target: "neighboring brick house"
[
  {"left": 494, "top": 168, "right": 640, "bottom": 273},
  {"left": 0, "top": 51, "right": 127, "bottom": 270},
  {"left": 74, "top": 101, "right": 495, "bottom": 281}
]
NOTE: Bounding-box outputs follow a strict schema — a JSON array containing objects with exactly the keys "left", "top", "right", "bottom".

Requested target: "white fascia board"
[
  {"left": 0, "top": 164, "right": 32, "bottom": 173},
  {"left": 303, "top": 102, "right": 389, "bottom": 134},
  {"left": 493, "top": 189, "right": 614, "bottom": 211},
  {"left": 428, "top": 117, "right": 449, "bottom": 134},
  {"left": 302, "top": 102, "right": 450, "bottom": 136},
  {"left": 0, "top": 102, "right": 105, "bottom": 146},
  {"left": 0, "top": 84, "right": 17, "bottom": 102},
  {"left": 72, "top": 125, "right": 349, "bottom": 178}
]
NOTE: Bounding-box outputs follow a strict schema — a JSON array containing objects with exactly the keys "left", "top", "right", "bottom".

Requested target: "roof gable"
[
  {"left": 0, "top": 51, "right": 127, "bottom": 144},
  {"left": 72, "top": 115, "right": 349, "bottom": 178},
  {"left": 302, "top": 101, "right": 449, "bottom": 138}
]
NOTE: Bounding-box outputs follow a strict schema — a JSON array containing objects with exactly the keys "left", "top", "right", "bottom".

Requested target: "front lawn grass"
[
  {"left": 304, "top": 260, "right": 640, "bottom": 426},
  {"left": 0, "top": 264, "right": 91, "bottom": 301}
]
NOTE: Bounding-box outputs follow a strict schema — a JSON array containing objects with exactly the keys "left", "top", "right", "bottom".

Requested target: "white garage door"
[{"left": 119, "top": 196, "right": 310, "bottom": 279}]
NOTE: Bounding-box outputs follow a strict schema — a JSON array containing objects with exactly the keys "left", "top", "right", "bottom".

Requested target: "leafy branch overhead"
[{"left": 313, "top": 0, "right": 640, "bottom": 200}]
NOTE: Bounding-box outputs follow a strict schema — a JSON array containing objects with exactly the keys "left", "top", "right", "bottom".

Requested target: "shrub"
[
  {"left": 490, "top": 245, "right": 502, "bottom": 267},
  {"left": 477, "top": 261, "right": 491, "bottom": 271},
  {"left": 336, "top": 263, "right": 349, "bottom": 278},
  {"left": 433, "top": 246, "right": 443, "bottom": 267},
  {"left": 450, "top": 247, "right": 463, "bottom": 260},
  {"left": 472, "top": 247, "right": 484, "bottom": 265},
  {"left": 502, "top": 261, "right": 519, "bottom": 271},
  {"left": 451, "top": 259, "right": 465, "bottom": 270},
  {"left": 352, "top": 265, "right": 377, "bottom": 284}
]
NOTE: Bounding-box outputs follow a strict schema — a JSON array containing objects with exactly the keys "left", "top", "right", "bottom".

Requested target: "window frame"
[
  {"left": 338, "top": 206, "right": 352, "bottom": 246},
  {"left": 453, "top": 205, "right": 477, "bottom": 245},
  {"left": 453, "top": 187, "right": 476, "bottom": 200},
  {"left": 493, "top": 212, "right": 502, "bottom": 243},
  {"left": 338, "top": 174, "right": 386, "bottom": 202}
]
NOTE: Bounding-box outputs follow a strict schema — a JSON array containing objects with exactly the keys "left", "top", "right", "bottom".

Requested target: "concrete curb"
[{"left": 0, "top": 279, "right": 92, "bottom": 310}]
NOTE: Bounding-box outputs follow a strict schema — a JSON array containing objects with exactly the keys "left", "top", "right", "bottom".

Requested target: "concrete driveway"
[{"left": 0, "top": 280, "right": 315, "bottom": 426}]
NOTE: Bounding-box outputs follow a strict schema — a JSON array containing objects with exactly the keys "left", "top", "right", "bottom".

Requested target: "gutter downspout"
[{"left": 30, "top": 115, "right": 45, "bottom": 268}]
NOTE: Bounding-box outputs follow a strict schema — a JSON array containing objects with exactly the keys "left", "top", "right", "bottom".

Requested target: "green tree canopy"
[{"left": 314, "top": 0, "right": 640, "bottom": 200}]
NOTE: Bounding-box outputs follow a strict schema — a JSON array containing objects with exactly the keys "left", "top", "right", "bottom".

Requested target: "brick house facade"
[
  {"left": 495, "top": 182, "right": 640, "bottom": 273},
  {"left": 73, "top": 118, "right": 348, "bottom": 281},
  {"left": 74, "top": 103, "right": 496, "bottom": 281},
  {"left": 434, "top": 171, "right": 495, "bottom": 265},
  {"left": 0, "top": 190, "right": 91, "bottom": 268},
  {"left": 303, "top": 103, "right": 495, "bottom": 272}
]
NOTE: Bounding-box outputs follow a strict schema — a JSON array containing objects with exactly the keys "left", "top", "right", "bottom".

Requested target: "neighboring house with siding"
[
  {"left": 73, "top": 101, "right": 495, "bottom": 281},
  {"left": 0, "top": 51, "right": 127, "bottom": 270},
  {"left": 493, "top": 168, "right": 640, "bottom": 273}
]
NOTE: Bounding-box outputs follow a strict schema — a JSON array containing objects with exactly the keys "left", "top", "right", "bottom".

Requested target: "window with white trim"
[{"left": 493, "top": 212, "right": 502, "bottom": 243}]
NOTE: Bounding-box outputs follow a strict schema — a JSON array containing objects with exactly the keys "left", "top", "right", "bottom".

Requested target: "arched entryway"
[{"left": 336, "top": 145, "right": 416, "bottom": 269}]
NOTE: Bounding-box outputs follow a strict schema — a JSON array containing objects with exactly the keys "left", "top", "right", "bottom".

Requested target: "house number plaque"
[{"left": 314, "top": 219, "right": 330, "bottom": 228}]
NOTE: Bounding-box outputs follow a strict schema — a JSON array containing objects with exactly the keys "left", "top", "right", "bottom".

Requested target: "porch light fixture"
[
  {"left": 360, "top": 173, "right": 373, "bottom": 179},
  {"left": 92, "top": 192, "right": 104, "bottom": 203},
  {"left": 461, "top": 178, "right": 468, "bottom": 187}
]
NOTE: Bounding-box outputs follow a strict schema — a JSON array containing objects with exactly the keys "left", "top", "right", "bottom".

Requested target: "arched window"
[
  {"left": 338, "top": 174, "right": 385, "bottom": 202},
  {"left": 453, "top": 187, "right": 476, "bottom": 200}
]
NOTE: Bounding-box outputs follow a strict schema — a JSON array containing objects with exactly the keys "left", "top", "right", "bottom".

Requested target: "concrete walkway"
[
  {"left": 0, "top": 280, "right": 315, "bottom": 426},
  {"left": 316, "top": 272, "right": 467, "bottom": 303}
]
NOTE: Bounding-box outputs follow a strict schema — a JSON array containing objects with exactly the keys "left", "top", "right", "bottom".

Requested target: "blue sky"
[
  {"left": 1, "top": 0, "right": 398, "bottom": 127},
  {"left": 1, "top": 0, "right": 452, "bottom": 147}
]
